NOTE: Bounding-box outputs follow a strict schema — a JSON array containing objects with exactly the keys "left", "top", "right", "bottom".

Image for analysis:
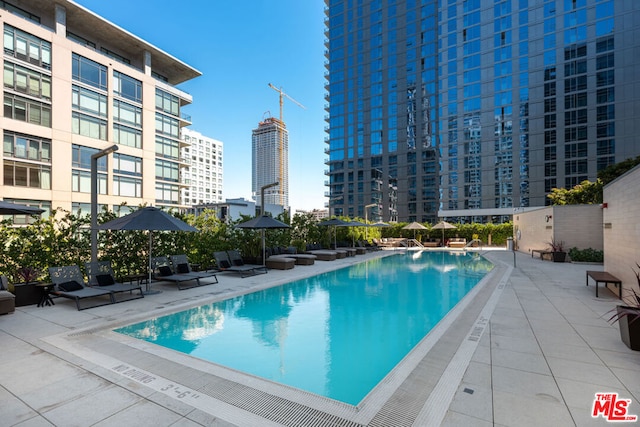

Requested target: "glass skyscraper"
[{"left": 324, "top": 0, "right": 640, "bottom": 223}]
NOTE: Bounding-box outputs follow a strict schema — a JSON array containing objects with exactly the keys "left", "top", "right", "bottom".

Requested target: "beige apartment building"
[{"left": 1, "top": 0, "right": 200, "bottom": 220}]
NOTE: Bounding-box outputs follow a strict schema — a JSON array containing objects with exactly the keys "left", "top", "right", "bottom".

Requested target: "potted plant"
[
  {"left": 12, "top": 266, "right": 42, "bottom": 307},
  {"left": 16, "top": 266, "right": 40, "bottom": 284},
  {"left": 548, "top": 238, "right": 567, "bottom": 262},
  {"left": 608, "top": 264, "right": 640, "bottom": 351}
]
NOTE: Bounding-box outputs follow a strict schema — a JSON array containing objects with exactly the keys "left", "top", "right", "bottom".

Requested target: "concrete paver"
[{"left": 1, "top": 250, "right": 639, "bottom": 426}]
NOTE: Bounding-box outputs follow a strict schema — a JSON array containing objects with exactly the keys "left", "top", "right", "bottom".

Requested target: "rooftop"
[{"left": 1, "top": 250, "right": 638, "bottom": 426}]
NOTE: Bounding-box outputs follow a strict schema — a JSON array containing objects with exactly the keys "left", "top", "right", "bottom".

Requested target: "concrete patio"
[{"left": 1, "top": 249, "right": 638, "bottom": 426}]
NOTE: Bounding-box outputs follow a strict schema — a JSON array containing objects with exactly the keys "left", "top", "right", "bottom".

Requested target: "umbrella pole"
[
  {"left": 262, "top": 229, "right": 266, "bottom": 266},
  {"left": 148, "top": 231, "right": 152, "bottom": 291},
  {"left": 144, "top": 231, "right": 162, "bottom": 295}
]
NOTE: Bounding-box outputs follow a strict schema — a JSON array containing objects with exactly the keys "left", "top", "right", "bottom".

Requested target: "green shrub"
[{"left": 568, "top": 247, "right": 604, "bottom": 263}]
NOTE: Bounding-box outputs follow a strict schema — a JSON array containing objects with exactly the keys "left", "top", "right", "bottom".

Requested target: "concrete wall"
[
  {"left": 603, "top": 165, "right": 640, "bottom": 297},
  {"left": 513, "top": 207, "right": 554, "bottom": 254},
  {"left": 513, "top": 205, "right": 603, "bottom": 256}
]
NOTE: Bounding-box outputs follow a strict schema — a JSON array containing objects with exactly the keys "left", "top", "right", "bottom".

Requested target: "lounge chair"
[
  {"left": 304, "top": 244, "right": 338, "bottom": 261},
  {"left": 169, "top": 254, "right": 218, "bottom": 284},
  {"left": 48, "top": 266, "right": 114, "bottom": 310},
  {"left": 357, "top": 240, "right": 380, "bottom": 252},
  {"left": 214, "top": 251, "right": 267, "bottom": 277},
  {"left": 447, "top": 237, "right": 467, "bottom": 248},
  {"left": 265, "top": 257, "right": 296, "bottom": 270},
  {"left": 0, "top": 275, "right": 15, "bottom": 314},
  {"left": 84, "top": 261, "right": 144, "bottom": 301},
  {"left": 267, "top": 247, "right": 316, "bottom": 265},
  {"left": 150, "top": 256, "right": 202, "bottom": 290}
]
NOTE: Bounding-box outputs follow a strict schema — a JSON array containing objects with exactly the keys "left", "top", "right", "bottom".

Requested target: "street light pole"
[
  {"left": 91, "top": 145, "right": 118, "bottom": 263},
  {"left": 364, "top": 203, "right": 377, "bottom": 240}
]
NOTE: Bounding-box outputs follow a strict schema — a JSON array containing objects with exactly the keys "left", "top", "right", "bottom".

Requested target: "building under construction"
[{"left": 251, "top": 117, "right": 288, "bottom": 210}]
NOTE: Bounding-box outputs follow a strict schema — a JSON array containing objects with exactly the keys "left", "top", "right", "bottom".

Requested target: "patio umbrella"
[
  {"left": 431, "top": 220, "right": 457, "bottom": 245},
  {"left": 338, "top": 220, "right": 366, "bottom": 247},
  {"left": 318, "top": 218, "right": 348, "bottom": 249},
  {"left": 366, "top": 221, "right": 389, "bottom": 239},
  {"left": 402, "top": 221, "right": 428, "bottom": 239},
  {"left": 236, "top": 215, "right": 290, "bottom": 266},
  {"left": 0, "top": 200, "right": 44, "bottom": 215},
  {"left": 98, "top": 207, "right": 197, "bottom": 294}
]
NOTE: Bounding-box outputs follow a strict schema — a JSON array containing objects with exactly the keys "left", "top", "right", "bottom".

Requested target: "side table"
[{"left": 36, "top": 283, "right": 55, "bottom": 307}]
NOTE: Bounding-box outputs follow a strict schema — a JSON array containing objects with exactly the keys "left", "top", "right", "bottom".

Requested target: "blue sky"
[{"left": 75, "top": 0, "right": 327, "bottom": 211}]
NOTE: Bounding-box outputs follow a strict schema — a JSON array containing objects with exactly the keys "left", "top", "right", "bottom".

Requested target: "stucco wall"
[
  {"left": 603, "top": 165, "right": 640, "bottom": 296},
  {"left": 513, "top": 207, "right": 554, "bottom": 254},
  {"left": 553, "top": 205, "right": 604, "bottom": 251},
  {"left": 514, "top": 205, "right": 603, "bottom": 255}
]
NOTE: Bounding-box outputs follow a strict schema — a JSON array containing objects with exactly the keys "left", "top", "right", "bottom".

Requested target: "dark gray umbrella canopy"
[
  {"left": 236, "top": 216, "right": 290, "bottom": 265},
  {"left": 0, "top": 201, "right": 44, "bottom": 215},
  {"left": 98, "top": 207, "right": 196, "bottom": 231},
  {"left": 340, "top": 220, "right": 366, "bottom": 227},
  {"left": 236, "top": 215, "right": 290, "bottom": 229},
  {"left": 318, "top": 218, "right": 349, "bottom": 227},
  {"left": 369, "top": 222, "right": 390, "bottom": 227},
  {"left": 98, "top": 207, "right": 197, "bottom": 293},
  {"left": 318, "top": 218, "right": 349, "bottom": 249}
]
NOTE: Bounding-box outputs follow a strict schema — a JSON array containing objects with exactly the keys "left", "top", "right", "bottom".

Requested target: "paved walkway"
[{"left": 1, "top": 250, "right": 638, "bottom": 426}]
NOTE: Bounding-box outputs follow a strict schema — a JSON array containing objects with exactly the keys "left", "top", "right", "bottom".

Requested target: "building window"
[
  {"left": 113, "top": 71, "right": 142, "bottom": 103},
  {"left": 3, "top": 25, "right": 50, "bottom": 69},
  {"left": 113, "top": 176, "right": 141, "bottom": 197},
  {"left": 155, "top": 159, "right": 179, "bottom": 182},
  {"left": 72, "top": 169, "right": 106, "bottom": 193},
  {"left": 66, "top": 31, "right": 96, "bottom": 49},
  {"left": 3, "top": 62, "right": 51, "bottom": 100},
  {"left": 155, "top": 88, "right": 179, "bottom": 116},
  {"left": 99, "top": 47, "right": 130, "bottom": 65},
  {"left": 3, "top": 131, "right": 51, "bottom": 161},
  {"left": 72, "top": 85, "right": 107, "bottom": 117},
  {"left": 3, "top": 160, "right": 51, "bottom": 189},
  {"left": 113, "top": 153, "right": 142, "bottom": 176},
  {"left": 156, "top": 136, "right": 180, "bottom": 159},
  {"left": 3, "top": 93, "right": 51, "bottom": 127},
  {"left": 156, "top": 182, "right": 180, "bottom": 204},
  {"left": 72, "top": 112, "right": 107, "bottom": 140},
  {"left": 72, "top": 144, "right": 107, "bottom": 170},
  {"left": 113, "top": 99, "right": 142, "bottom": 127},
  {"left": 113, "top": 124, "right": 141, "bottom": 148},
  {"left": 72, "top": 53, "right": 107, "bottom": 90},
  {"left": 155, "top": 113, "right": 179, "bottom": 138}
]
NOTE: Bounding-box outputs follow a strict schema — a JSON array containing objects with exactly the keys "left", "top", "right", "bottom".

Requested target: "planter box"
[
  {"left": 13, "top": 282, "right": 40, "bottom": 307},
  {"left": 552, "top": 251, "right": 567, "bottom": 262},
  {"left": 616, "top": 305, "right": 640, "bottom": 351}
]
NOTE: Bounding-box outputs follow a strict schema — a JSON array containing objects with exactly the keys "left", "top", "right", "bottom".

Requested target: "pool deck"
[{"left": 1, "top": 249, "right": 639, "bottom": 426}]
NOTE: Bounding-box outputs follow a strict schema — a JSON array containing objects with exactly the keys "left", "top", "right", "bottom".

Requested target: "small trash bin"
[{"left": 506, "top": 237, "right": 514, "bottom": 251}]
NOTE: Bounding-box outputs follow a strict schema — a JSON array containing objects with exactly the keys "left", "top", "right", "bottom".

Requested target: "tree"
[
  {"left": 598, "top": 155, "right": 640, "bottom": 185},
  {"left": 547, "top": 179, "right": 603, "bottom": 205}
]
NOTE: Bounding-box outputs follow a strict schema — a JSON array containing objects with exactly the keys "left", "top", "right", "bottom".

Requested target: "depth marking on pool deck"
[{"left": 412, "top": 261, "right": 512, "bottom": 427}]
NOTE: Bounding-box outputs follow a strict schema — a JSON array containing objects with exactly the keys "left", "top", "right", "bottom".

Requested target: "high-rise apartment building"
[
  {"left": 1, "top": 1, "right": 199, "bottom": 219},
  {"left": 181, "top": 129, "right": 223, "bottom": 206},
  {"left": 324, "top": 0, "right": 640, "bottom": 223},
  {"left": 252, "top": 117, "right": 289, "bottom": 210}
]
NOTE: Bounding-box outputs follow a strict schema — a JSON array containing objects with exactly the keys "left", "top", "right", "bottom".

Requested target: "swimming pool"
[{"left": 115, "top": 251, "right": 493, "bottom": 405}]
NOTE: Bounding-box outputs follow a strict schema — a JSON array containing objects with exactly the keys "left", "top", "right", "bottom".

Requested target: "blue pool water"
[{"left": 115, "top": 251, "right": 493, "bottom": 405}]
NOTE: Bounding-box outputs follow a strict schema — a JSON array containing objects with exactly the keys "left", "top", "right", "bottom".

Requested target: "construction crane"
[{"left": 267, "top": 83, "right": 306, "bottom": 206}]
